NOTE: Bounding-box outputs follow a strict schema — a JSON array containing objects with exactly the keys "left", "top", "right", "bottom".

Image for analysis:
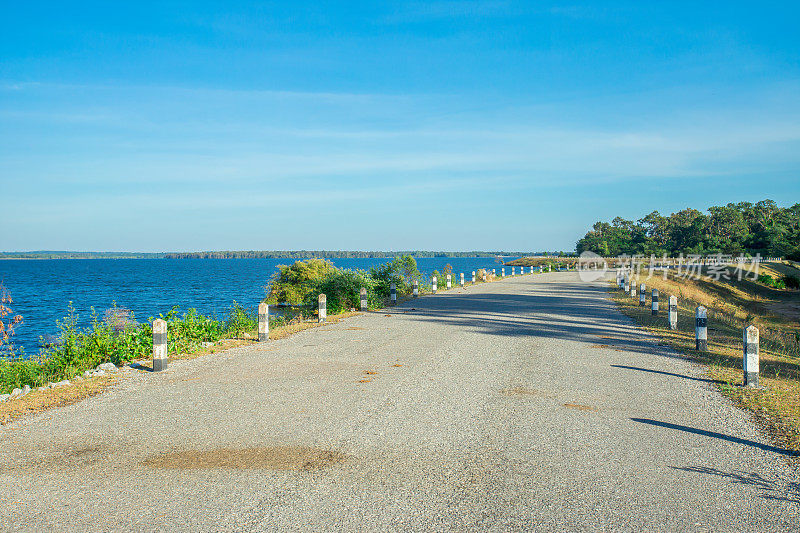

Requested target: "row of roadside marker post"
[
  {"left": 616, "top": 268, "right": 759, "bottom": 388},
  {"left": 150, "top": 262, "right": 557, "bottom": 372}
]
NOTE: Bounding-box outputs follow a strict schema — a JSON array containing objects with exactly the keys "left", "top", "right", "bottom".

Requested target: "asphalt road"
[{"left": 1, "top": 272, "right": 798, "bottom": 531}]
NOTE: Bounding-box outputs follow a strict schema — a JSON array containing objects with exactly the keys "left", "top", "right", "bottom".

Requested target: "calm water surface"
[{"left": 0, "top": 257, "right": 514, "bottom": 355}]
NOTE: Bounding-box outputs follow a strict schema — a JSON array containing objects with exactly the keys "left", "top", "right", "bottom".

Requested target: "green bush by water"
[{"left": 266, "top": 256, "right": 423, "bottom": 315}]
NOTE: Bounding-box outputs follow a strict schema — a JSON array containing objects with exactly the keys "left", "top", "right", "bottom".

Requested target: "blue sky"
[{"left": 2, "top": 1, "right": 799, "bottom": 252}]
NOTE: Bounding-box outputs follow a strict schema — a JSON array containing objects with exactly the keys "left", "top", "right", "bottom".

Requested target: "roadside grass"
[
  {"left": 0, "top": 309, "right": 363, "bottom": 423},
  {"left": 611, "top": 263, "right": 800, "bottom": 454},
  {"left": 0, "top": 375, "right": 112, "bottom": 425},
  {"left": 133, "top": 310, "right": 365, "bottom": 370}
]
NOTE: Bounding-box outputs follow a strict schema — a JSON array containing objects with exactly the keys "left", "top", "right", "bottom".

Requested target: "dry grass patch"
[
  {"left": 0, "top": 376, "right": 112, "bottom": 425},
  {"left": 142, "top": 446, "right": 347, "bottom": 471},
  {"left": 563, "top": 402, "right": 597, "bottom": 412},
  {"left": 266, "top": 311, "right": 362, "bottom": 341},
  {"left": 133, "top": 311, "right": 363, "bottom": 370}
]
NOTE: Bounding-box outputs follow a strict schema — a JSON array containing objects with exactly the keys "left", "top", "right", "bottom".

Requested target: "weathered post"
[
  {"left": 548, "top": 264, "right": 552, "bottom": 272},
  {"left": 258, "top": 302, "right": 269, "bottom": 342},
  {"left": 390, "top": 283, "right": 397, "bottom": 305},
  {"left": 152, "top": 319, "right": 168, "bottom": 372},
  {"left": 743, "top": 325, "right": 759, "bottom": 388},
  {"left": 623, "top": 276, "right": 630, "bottom": 293},
  {"left": 668, "top": 295, "right": 678, "bottom": 330},
  {"left": 472, "top": 271, "right": 476, "bottom": 283},
  {"left": 482, "top": 271, "right": 487, "bottom": 282},
  {"left": 630, "top": 278, "right": 637, "bottom": 298},
  {"left": 492, "top": 269, "right": 496, "bottom": 276},
  {"left": 539, "top": 265, "right": 543, "bottom": 273},
  {"left": 460, "top": 272, "right": 464, "bottom": 286},
  {"left": 432, "top": 276, "right": 437, "bottom": 293},
  {"left": 412, "top": 279, "right": 419, "bottom": 297},
  {"left": 446, "top": 274, "right": 452, "bottom": 289},
  {"left": 695, "top": 306, "right": 707, "bottom": 351},
  {"left": 651, "top": 289, "right": 659, "bottom": 316},
  {"left": 511, "top": 266, "right": 515, "bottom": 276},
  {"left": 639, "top": 284, "right": 646, "bottom": 306},
  {"left": 360, "top": 287, "right": 368, "bottom": 310},
  {"left": 501, "top": 268, "right": 505, "bottom": 278},
  {"left": 318, "top": 294, "right": 326, "bottom": 323},
  {"left": 531, "top": 266, "right": 534, "bottom": 274}
]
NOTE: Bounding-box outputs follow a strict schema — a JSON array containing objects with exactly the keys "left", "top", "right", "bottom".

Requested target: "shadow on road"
[
  {"left": 671, "top": 465, "right": 800, "bottom": 504},
  {"left": 632, "top": 418, "right": 798, "bottom": 457},
  {"left": 399, "top": 279, "right": 679, "bottom": 360},
  {"left": 610, "top": 364, "right": 726, "bottom": 385}
]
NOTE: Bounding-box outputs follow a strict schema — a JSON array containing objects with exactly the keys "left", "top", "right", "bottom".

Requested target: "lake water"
[{"left": 0, "top": 257, "right": 514, "bottom": 355}]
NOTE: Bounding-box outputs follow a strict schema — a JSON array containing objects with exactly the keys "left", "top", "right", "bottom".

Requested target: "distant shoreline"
[{"left": 0, "top": 250, "right": 560, "bottom": 260}]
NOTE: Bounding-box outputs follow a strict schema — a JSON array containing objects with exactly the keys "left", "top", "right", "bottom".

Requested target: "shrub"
[
  {"left": 757, "top": 273, "right": 776, "bottom": 287},
  {"left": 303, "top": 268, "right": 377, "bottom": 314},
  {"left": 0, "top": 303, "right": 242, "bottom": 394},
  {"left": 224, "top": 302, "right": 257, "bottom": 338},
  {"left": 267, "top": 259, "right": 337, "bottom": 305},
  {"left": 370, "top": 255, "right": 420, "bottom": 296}
]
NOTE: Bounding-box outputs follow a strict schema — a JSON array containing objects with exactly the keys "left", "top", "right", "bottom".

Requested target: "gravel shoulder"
[{"left": 1, "top": 272, "right": 798, "bottom": 531}]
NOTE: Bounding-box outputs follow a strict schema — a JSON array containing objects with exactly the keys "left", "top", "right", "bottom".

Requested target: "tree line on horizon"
[
  {"left": 575, "top": 200, "right": 800, "bottom": 259},
  {"left": 162, "top": 250, "right": 550, "bottom": 259}
]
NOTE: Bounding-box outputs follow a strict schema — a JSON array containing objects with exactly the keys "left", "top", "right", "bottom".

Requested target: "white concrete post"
[
  {"left": 460, "top": 272, "right": 464, "bottom": 286},
  {"left": 318, "top": 294, "right": 326, "bottom": 323},
  {"left": 531, "top": 266, "right": 534, "bottom": 274},
  {"left": 492, "top": 269, "right": 496, "bottom": 276},
  {"left": 548, "top": 264, "right": 552, "bottom": 272},
  {"left": 511, "top": 266, "right": 515, "bottom": 276},
  {"left": 432, "top": 276, "right": 437, "bottom": 293},
  {"left": 390, "top": 282, "right": 397, "bottom": 305},
  {"left": 152, "top": 318, "right": 167, "bottom": 372},
  {"left": 446, "top": 274, "right": 451, "bottom": 289},
  {"left": 630, "top": 278, "right": 637, "bottom": 298},
  {"left": 472, "top": 271, "right": 476, "bottom": 283},
  {"left": 258, "top": 302, "right": 269, "bottom": 342},
  {"left": 744, "top": 325, "right": 759, "bottom": 388},
  {"left": 539, "top": 265, "right": 543, "bottom": 273},
  {"left": 668, "top": 295, "right": 678, "bottom": 330},
  {"left": 360, "top": 287, "right": 368, "bottom": 310},
  {"left": 651, "top": 289, "right": 659, "bottom": 316},
  {"left": 412, "top": 279, "right": 418, "bottom": 297},
  {"left": 501, "top": 268, "right": 505, "bottom": 278},
  {"left": 482, "top": 271, "right": 487, "bottom": 282},
  {"left": 623, "top": 276, "right": 630, "bottom": 293},
  {"left": 695, "top": 305, "right": 707, "bottom": 351},
  {"left": 639, "top": 284, "right": 646, "bottom": 306}
]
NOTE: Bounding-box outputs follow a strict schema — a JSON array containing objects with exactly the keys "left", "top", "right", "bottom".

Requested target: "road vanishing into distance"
[{"left": 1, "top": 272, "right": 798, "bottom": 531}]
